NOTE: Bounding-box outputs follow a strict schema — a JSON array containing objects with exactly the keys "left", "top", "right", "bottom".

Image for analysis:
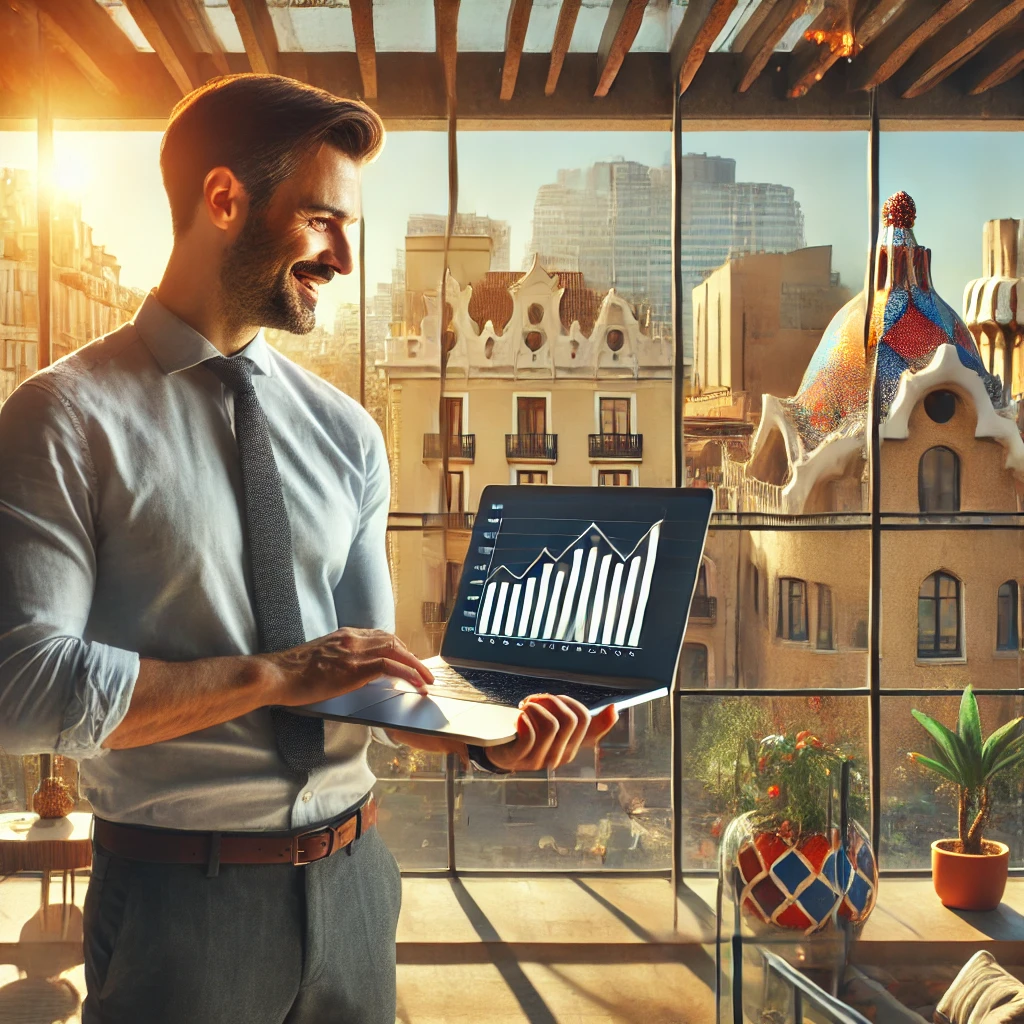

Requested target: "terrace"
[{"left": 3, "top": 1, "right": 1024, "bottom": 1022}]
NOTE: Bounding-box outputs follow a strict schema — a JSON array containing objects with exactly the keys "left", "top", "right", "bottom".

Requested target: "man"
[{"left": 0, "top": 75, "right": 616, "bottom": 1023}]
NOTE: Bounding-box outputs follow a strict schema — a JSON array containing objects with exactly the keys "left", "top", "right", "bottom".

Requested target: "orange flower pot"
[{"left": 931, "top": 839, "right": 1009, "bottom": 911}]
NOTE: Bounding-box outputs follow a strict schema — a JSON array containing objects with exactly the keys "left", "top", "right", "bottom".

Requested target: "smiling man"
[{"left": 0, "top": 75, "right": 615, "bottom": 1024}]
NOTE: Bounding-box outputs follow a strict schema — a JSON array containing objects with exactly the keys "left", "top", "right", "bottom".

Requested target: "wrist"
[
  {"left": 250, "top": 654, "right": 288, "bottom": 705},
  {"left": 467, "top": 743, "right": 514, "bottom": 775}
]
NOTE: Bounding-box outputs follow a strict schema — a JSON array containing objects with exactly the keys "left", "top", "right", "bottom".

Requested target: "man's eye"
[{"left": 309, "top": 217, "right": 329, "bottom": 230}]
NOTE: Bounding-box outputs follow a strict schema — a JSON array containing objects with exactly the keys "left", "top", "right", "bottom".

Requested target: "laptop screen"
[{"left": 441, "top": 485, "right": 713, "bottom": 687}]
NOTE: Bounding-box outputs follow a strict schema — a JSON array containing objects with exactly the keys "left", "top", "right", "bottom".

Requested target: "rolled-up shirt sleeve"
[{"left": 0, "top": 381, "right": 139, "bottom": 758}]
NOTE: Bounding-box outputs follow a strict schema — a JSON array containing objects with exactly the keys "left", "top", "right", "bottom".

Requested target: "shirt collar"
[{"left": 134, "top": 291, "right": 274, "bottom": 378}]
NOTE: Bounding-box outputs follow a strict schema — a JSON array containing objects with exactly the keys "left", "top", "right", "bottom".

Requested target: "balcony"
[
  {"left": 690, "top": 595, "right": 717, "bottom": 622},
  {"left": 588, "top": 433, "right": 643, "bottom": 460},
  {"left": 422, "top": 599, "right": 454, "bottom": 625},
  {"left": 505, "top": 433, "right": 558, "bottom": 461},
  {"left": 423, "top": 433, "right": 476, "bottom": 462},
  {"left": 422, "top": 512, "right": 475, "bottom": 530}
]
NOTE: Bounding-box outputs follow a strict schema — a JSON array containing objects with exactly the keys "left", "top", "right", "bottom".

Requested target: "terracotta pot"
[{"left": 931, "top": 839, "right": 1009, "bottom": 911}]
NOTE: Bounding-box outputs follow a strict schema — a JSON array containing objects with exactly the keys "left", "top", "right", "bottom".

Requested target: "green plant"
[{"left": 909, "top": 686, "right": 1024, "bottom": 855}]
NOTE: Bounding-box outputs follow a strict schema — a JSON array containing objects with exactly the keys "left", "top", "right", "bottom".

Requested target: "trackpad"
[
  {"left": 356, "top": 692, "right": 457, "bottom": 730},
  {"left": 296, "top": 680, "right": 405, "bottom": 719}
]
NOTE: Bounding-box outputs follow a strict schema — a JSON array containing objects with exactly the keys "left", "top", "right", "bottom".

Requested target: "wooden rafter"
[
  {"left": 849, "top": 0, "right": 975, "bottom": 90},
  {"left": 854, "top": 0, "right": 910, "bottom": 42},
  {"left": 173, "top": 0, "right": 230, "bottom": 77},
  {"left": 34, "top": 0, "right": 139, "bottom": 96},
  {"left": 671, "top": 0, "right": 738, "bottom": 94},
  {"left": 898, "top": 0, "right": 1024, "bottom": 97},
  {"left": 595, "top": 0, "right": 649, "bottom": 98},
  {"left": 349, "top": 0, "right": 377, "bottom": 100},
  {"left": 122, "top": 0, "right": 204, "bottom": 94},
  {"left": 731, "top": 0, "right": 774, "bottom": 53},
  {"left": 0, "top": 2, "right": 38, "bottom": 95},
  {"left": 434, "top": 0, "right": 459, "bottom": 100},
  {"left": 545, "top": 0, "right": 581, "bottom": 95},
  {"left": 500, "top": 0, "right": 533, "bottom": 101},
  {"left": 227, "top": 0, "right": 278, "bottom": 75},
  {"left": 737, "top": 0, "right": 810, "bottom": 94},
  {"left": 966, "top": 24, "right": 1024, "bottom": 94}
]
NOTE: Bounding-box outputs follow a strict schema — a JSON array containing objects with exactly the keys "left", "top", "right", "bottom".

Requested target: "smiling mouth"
[{"left": 292, "top": 270, "right": 323, "bottom": 305}]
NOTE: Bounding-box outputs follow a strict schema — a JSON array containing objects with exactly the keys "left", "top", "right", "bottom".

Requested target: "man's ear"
[{"left": 202, "top": 166, "right": 248, "bottom": 234}]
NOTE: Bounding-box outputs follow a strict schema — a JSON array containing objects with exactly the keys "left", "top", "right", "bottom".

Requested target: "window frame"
[
  {"left": 918, "top": 445, "right": 960, "bottom": 513},
  {"left": 996, "top": 580, "right": 1019, "bottom": 652},
  {"left": 917, "top": 570, "right": 963, "bottom": 661},
  {"left": 776, "top": 577, "right": 809, "bottom": 643}
]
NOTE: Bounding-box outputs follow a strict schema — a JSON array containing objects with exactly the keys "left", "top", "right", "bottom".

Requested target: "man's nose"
[{"left": 322, "top": 232, "right": 354, "bottom": 277}]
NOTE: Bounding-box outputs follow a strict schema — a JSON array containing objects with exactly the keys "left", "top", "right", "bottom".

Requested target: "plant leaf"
[
  {"left": 957, "top": 686, "right": 984, "bottom": 763},
  {"left": 987, "top": 736, "right": 1024, "bottom": 781},
  {"left": 982, "top": 717, "right": 1024, "bottom": 774},
  {"left": 909, "top": 752, "right": 959, "bottom": 784},
  {"left": 912, "top": 709, "right": 969, "bottom": 784}
]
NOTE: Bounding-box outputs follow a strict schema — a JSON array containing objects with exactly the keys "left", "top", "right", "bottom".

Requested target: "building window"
[
  {"left": 777, "top": 578, "right": 808, "bottom": 642},
  {"left": 997, "top": 581, "right": 1018, "bottom": 651},
  {"left": 527, "top": 302, "right": 545, "bottom": 325},
  {"left": 924, "top": 389, "right": 956, "bottom": 424},
  {"left": 599, "top": 397, "right": 630, "bottom": 435},
  {"left": 680, "top": 643, "right": 708, "bottom": 688},
  {"left": 918, "top": 446, "right": 960, "bottom": 512},
  {"left": 598, "top": 470, "right": 632, "bottom": 487},
  {"left": 918, "top": 571, "right": 962, "bottom": 659},
  {"left": 445, "top": 471, "right": 464, "bottom": 512},
  {"left": 752, "top": 565, "right": 760, "bottom": 614},
  {"left": 606, "top": 328, "right": 624, "bottom": 352},
  {"left": 516, "top": 395, "right": 547, "bottom": 435},
  {"left": 525, "top": 330, "right": 544, "bottom": 351},
  {"left": 443, "top": 395, "right": 463, "bottom": 437},
  {"left": 517, "top": 470, "right": 548, "bottom": 485},
  {"left": 816, "top": 584, "right": 834, "bottom": 650}
]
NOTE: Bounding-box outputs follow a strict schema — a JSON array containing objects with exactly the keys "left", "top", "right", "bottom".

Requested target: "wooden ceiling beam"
[
  {"left": 848, "top": 0, "right": 976, "bottom": 90},
  {"left": 595, "top": 0, "right": 649, "bottom": 97},
  {"left": 671, "top": 0, "right": 738, "bottom": 94},
  {"left": 854, "top": 0, "right": 909, "bottom": 41},
  {"left": 173, "top": 0, "right": 230, "bottom": 77},
  {"left": 737, "top": 0, "right": 811, "bottom": 93},
  {"left": 0, "top": 2, "right": 39, "bottom": 95},
  {"left": 34, "top": 0, "right": 140, "bottom": 96},
  {"left": 122, "top": 0, "right": 204, "bottom": 94},
  {"left": 545, "top": 0, "right": 581, "bottom": 95},
  {"left": 501, "top": 0, "right": 533, "bottom": 100},
  {"left": 964, "top": 22, "right": 1024, "bottom": 94},
  {"left": 434, "top": 0, "right": 459, "bottom": 99},
  {"left": 349, "top": 0, "right": 377, "bottom": 100},
  {"left": 227, "top": 0, "right": 278, "bottom": 75},
  {"left": 898, "top": 0, "right": 1024, "bottom": 97}
]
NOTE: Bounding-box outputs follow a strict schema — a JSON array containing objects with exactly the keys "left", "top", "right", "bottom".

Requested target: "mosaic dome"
[{"left": 784, "top": 193, "right": 1000, "bottom": 452}]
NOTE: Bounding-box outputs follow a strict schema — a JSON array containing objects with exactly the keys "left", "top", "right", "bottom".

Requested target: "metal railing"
[
  {"left": 422, "top": 599, "right": 455, "bottom": 624},
  {"left": 422, "top": 433, "right": 475, "bottom": 461},
  {"left": 505, "top": 433, "right": 558, "bottom": 460},
  {"left": 422, "top": 512, "right": 475, "bottom": 529},
  {"left": 690, "top": 595, "right": 717, "bottom": 621},
  {"left": 588, "top": 432, "right": 643, "bottom": 459}
]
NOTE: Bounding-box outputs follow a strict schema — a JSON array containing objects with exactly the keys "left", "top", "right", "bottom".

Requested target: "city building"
[
  {"left": 406, "top": 212, "right": 511, "bottom": 272},
  {"left": 527, "top": 155, "right": 806, "bottom": 373},
  {"left": 0, "top": 167, "right": 144, "bottom": 403}
]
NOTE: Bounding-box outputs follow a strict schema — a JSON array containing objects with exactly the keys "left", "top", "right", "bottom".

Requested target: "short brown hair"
[{"left": 160, "top": 74, "right": 384, "bottom": 235}]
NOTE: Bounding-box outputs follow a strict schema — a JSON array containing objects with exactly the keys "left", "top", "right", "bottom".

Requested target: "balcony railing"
[
  {"left": 422, "top": 512, "right": 475, "bottom": 529},
  {"left": 505, "top": 433, "right": 558, "bottom": 461},
  {"left": 422, "top": 599, "right": 455, "bottom": 625},
  {"left": 423, "top": 433, "right": 476, "bottom": 461},
  {"left": 690, "top": 595, "right": 717, "bottom": 621},
  {"left": 588, "top": 433, "right": 643, "bottom": 459}
]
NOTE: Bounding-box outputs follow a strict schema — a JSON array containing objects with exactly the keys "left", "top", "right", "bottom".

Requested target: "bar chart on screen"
[{"left": 475, "top": 520, "right": 662, "bottom": 649}]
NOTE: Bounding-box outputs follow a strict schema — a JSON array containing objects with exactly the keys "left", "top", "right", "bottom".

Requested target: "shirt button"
[{"left": 302, "top": 791, "right": 312, "bottom": 803}]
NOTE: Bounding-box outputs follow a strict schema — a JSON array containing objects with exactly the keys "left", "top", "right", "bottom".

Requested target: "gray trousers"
[{"left": 82, "top": 825, "right": 402, "bottom": 1024}]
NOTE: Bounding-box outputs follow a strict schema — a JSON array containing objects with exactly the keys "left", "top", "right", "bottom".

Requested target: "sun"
[{"left": 52, "top": 152, "right": 93, "bottom": 197}]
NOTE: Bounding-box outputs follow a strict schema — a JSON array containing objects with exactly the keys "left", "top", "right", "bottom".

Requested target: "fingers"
[
  {"left": 522, "top": 695, "right": 590, "bottom": 767},
  {"left": 330, "top": 629, "right": 434, "bottom": 685},
  {"left": 586, "top": 705, "right": 619, "bottom": 747},
  {"left": 362, "top": 657, "right": 430, "bottom": 695}
]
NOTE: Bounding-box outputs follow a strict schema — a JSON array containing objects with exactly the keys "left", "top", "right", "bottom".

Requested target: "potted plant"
[
  {"left": 721, "top": 729, "right": 876, "bottom": 936},
  {"left": 909, "top": 686, "right": 1023, "bottom": 911}
]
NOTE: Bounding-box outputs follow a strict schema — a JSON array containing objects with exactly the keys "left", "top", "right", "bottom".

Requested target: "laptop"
[{"left": 298, "top": 485, "right": 714, "bottom": 746}]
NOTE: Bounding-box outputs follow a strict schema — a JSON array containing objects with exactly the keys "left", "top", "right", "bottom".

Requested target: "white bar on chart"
[
  {"left": 505, "top": 583, "right": 522, "bottom": 636},
  {"left": 588, "top": 554, "right": 613, "bottom": 644},
  {"left": 555, "top": 549, "right": 584, "bottom": 639},
  {"left": 602, "top": 562, "right": 624, "bottom": 645},
  {"left": 614, "top": 556, "right": 643, "bottom": 646},
  {"left": 543, "top": 570, "right": 566, "bottom": 638},
  {"left": 627, "top": 523, "right": 661, "bottom": 647},
  {"left": 478, "top": 581, "right": 497, "bottom": 635},
  {"left": 573, "top": 547, "right": 599, "bottom": 641},
  {"left": 517, "top": 577, "right": 536, "bottom": 636},
  {"left": 530, "top": 564, "right": 553, "bottom": 638},
  {"left": 492, "top": 582, "right": 509, "bottom": 638}
]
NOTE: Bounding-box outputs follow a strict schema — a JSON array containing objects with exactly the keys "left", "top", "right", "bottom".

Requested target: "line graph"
[{"left": 476, "top": 521, "right": 662, "bottom": 649}]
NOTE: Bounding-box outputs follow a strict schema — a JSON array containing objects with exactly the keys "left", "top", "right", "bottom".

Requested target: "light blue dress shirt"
[{"left": 0, "top": 293, "right": 395, "bottom": 831}]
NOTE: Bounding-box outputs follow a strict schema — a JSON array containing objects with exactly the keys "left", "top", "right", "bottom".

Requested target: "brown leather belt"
[{"left": 94, "top": 797, "right": 376, "bottom": 867}]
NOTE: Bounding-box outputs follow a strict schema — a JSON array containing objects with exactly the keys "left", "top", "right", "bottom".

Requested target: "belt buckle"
[{"left": 291, "top": 826, "right": 334, "bottom": 866}]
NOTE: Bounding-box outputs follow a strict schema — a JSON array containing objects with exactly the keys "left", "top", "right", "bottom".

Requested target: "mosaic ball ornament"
[
  {"left": 784, "top": 192, "right": 1001, "bottom": 452},
  {"left": 724, "top": 814, "right": 878, "bottom": 937}
]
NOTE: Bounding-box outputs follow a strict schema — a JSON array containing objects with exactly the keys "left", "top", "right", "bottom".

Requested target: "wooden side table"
[{"left": 0, "top": 812, "right": 92, "bottom": 939}]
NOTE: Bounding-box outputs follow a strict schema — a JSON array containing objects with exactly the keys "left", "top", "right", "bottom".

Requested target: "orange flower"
[
  {"left": 757, "top": 756, "right": 767, "bottom": 773},
  {"left": 782, "top": 753, "right": 794, "bottom": 762},
  {"left": 767, "top": 785, "right": 780, "bottom": 799},
  {"left": 795, "top": 730, "right": 812, "bottom": 743}
]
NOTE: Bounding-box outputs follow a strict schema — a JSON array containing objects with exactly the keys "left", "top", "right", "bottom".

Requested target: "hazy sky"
[{"left": 2, "top": 128, "right": 1022, "bottom": 329}]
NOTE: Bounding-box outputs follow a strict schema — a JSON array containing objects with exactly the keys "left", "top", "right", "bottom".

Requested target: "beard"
[{"left": 219, "top": 211, "right": 329, "bottom": 336}]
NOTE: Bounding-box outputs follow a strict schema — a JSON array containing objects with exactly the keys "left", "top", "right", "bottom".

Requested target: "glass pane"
[
  {"left": 373, "top": 0, "right": 436, "bottom": 51},
  {"left": 881, "top": 694, "right": 1024, "bottom": 869},
  {"left": 270, "top": 5, "right": 354, "bottom": 52},
  {"left": 203, "top": 0, "right": 247, "bottom": 51}
]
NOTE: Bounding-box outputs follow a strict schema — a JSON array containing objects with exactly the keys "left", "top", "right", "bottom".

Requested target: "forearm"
[{"left": 103, "top": 654, "right": 278, "bottom": 750}]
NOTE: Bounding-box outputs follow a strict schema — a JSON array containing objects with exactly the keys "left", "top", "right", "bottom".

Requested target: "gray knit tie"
[{"left": 207, "top": 355, "right": 326, "bottom": 774}]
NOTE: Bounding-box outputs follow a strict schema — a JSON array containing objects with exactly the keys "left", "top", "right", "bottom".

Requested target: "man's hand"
[
  {"left": 267, "top": 628, "right": 433, "bottom": 705},
  {"left": 485, "top": 695, "right": 618, "bottom": 772}
]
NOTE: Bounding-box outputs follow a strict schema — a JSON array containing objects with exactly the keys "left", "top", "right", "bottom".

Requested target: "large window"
[
  {"left": 917, "top": 571, "right": 962, "bottom": 659},
  {"left": 918, "top": 446, "right": 960, "bottom": 513},
  {"left": 599, "top": 397, "right": 630, "bottom": 434},
  {"left": 598, "top": 469, "right": 632, "bottom": 487},
  {"left": 997, "top": 581, "right": 1018, "bottom": 651},
  {"left": 776, "top": 578, "right": 808, "bottom": 642}
]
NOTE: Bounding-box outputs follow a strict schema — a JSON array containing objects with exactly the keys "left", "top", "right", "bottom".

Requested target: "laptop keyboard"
[{"left": 428, "top": 662, "right": 626, "bottom": 710}]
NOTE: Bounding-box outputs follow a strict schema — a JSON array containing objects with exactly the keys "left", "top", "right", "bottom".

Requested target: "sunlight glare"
[{"left": 53, "top": 152, "right": 93, "bottom": 197}]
